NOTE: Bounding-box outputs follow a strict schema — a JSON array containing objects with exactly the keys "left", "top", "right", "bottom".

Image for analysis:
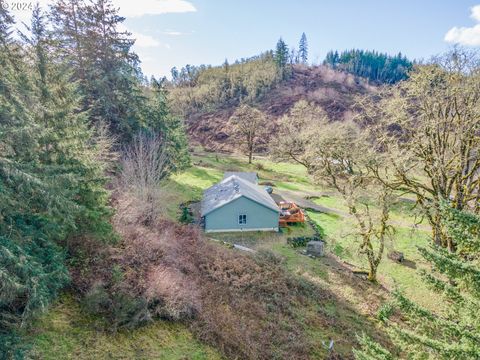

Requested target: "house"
[{"left": 201, "top": 173, "right": 279, "bottom": 233}]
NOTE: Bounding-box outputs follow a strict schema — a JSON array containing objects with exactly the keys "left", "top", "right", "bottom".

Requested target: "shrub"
[
  {"left": 179, "top": 206, "right": 194, "bottom": 224},
  {"left": 287, "top": 236, "right": 321, "bottom": 248}
]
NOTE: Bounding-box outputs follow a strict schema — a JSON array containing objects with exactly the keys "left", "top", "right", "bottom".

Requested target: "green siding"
[{"left": 205, "top": 196, "right": 279, "bottom": 232}]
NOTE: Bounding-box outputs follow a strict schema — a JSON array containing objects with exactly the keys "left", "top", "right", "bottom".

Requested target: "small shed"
[
  {"left": 223, "top": 171, "right": 258, "bottom": 184},
  {"left": 201, "top": 174, "right": 279, "bottom": 233}
]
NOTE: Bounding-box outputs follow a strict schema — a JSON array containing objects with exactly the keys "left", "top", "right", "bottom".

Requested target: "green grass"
[
  {"left": 28, "top": 151, "right": 444, "bottom": 359},
  {"left": 28, "top": 296, "right": 222, "bottom": 360},
  {"left": 174, "top": 152, "right": 447, "bottom": 339},
  {"left": 306, "top": 210, "right": 438, "bottom": 310},
  {"left": 313, "top": 195, "right": 349, "bottom": 213},
  {"left": 210, "top": 222, "right": 315, "bottom": 248},
  {"left": 177, "top": 152, "right": 440, "bottom": 308},
  {"left": 172, "top": 165, "right": 223, "bottom": 190},
  {"left": 162, "top": 165, "right": 223, "bottom": 219}
]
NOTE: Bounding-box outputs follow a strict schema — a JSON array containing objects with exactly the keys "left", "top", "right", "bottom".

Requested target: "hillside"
[
  {"left": 25, "top": 150, "right": 445, "bottom": 359},
  {"left": 183, "top": 65, "right": 378, "bottom": 151},
  {"left": 3, "top": 0, "right": 480, "bottom": 358}
]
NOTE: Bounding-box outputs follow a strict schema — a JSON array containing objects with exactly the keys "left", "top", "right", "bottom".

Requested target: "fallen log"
[{"left": 352, "top": 269, "right": 369, "bottom": 275}]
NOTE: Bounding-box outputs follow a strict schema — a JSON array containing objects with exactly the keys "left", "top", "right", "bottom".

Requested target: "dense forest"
[
  {"left": 0, "top": 1, "right": 188, "bottom": 355},
  {"left": 323, "top": 49, "right": 413, "bottom": 84}
]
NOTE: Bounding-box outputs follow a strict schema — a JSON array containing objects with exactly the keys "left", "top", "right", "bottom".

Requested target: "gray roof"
[
  {"left": 201, "top": 175, "right": 279, "bottom": 216},
  {"left": 223, "top": 172, "right": 258, "bottom": 184}
]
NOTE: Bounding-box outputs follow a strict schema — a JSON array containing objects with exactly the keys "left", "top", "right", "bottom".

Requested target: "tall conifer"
[{"left": 298, "top": 32, "right": 308, "bottom": 64}]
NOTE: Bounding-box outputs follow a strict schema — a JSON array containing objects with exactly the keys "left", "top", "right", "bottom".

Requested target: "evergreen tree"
[
  {"left": 49, "top": 0, "right": 88, "bottom": 82},
  {"left": 1, "top": 6, "right": 114, "bottom": 355},
  {"left": 274, "top": 37, "right": 289, "bottom": 79},
  {"left": 146, "top": 78, "right": 190, "bottom": 174},
  {"left": 354, "top": 203, "right": 480, "bottom": 359},
  {"left": 50, "top": 0, "right": 146, "bottom": 142},
  {"left": 0, "top": 7, "right": 70, "bottom": 355},
  {"left": 298, "top": 32, "right": 308, "bottom": 64},
  {"left": 26, "top": 4, "right": 113, "bottom": 237}
]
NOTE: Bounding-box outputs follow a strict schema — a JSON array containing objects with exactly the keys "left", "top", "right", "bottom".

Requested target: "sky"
[{"left": 8, "top": 0, "right": 480, "bottom": 78}]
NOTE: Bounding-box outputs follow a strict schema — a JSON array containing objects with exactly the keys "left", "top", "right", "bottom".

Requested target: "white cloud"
[
  {"left": 162, "top": 30, "right": 183, "bottom": 36},
  {"left": 445, "top": 25, "right": 480, "bottom": 46},
  {"left": 112, "top": 0, "right": 196, "bottom": 18},
  {"left": 132, "top": 30, "right": 161, "bottom": 47},
  {"left": 471, "top": 4, "right": 480, "bottom": 22},
  {"left": 118, "top": 24, "right": 160, "bottom": 48},
  {"left": 445, "top": 5, "right": 480, "bottom": 46}
]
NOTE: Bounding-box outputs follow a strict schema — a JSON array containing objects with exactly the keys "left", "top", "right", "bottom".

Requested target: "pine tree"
[
  {"left": 354, "top": 203, "right": 480, "bottom": 359},
  {"left": 274, "top": 37, "right": 289, "bottom": 79},
  {"left": 146, "top": 78, "right": 190, "bottom": 174},
  {"left": 298, "top": 32, "right": 308, "bottom": 64},
  {"left": 49, "top": 0, "right": 87, "bottom": 82},
  {"left": 0, "top": 7, "right": 70, "bottom": 355},
  {"left": 26, "top": 4, "right": 113, "bottom": 237},
  {"left": 1, "top": 6, "right": 114, "bottom": 355},
  {"left": 50, "top": 0, "right": 146, "bottom": 142},
  {"left": 323, "top": 49, "right": 412, "bottom": 84}
]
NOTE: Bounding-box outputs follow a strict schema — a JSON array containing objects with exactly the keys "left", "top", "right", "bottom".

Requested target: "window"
[{"left": 238, "top": 214, "right": 247, "bottom": 225}]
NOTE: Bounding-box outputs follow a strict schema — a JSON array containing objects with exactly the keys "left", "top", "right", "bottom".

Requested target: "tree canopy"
[
  {"left": 0, "top": 2, "right": 190, "bottom": 355},
  {"left": 324, "top": 49, "right": 413, "bottom": 84}
]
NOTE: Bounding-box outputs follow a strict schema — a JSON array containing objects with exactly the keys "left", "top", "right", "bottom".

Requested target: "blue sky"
[{"left": 12, "top": 0, "right": 480, "bottom": 77}]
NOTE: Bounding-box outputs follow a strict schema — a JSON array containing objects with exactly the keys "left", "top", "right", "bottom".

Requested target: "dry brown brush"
[{"left": 68, "top": 179, "right": 330, "bottom": 358}]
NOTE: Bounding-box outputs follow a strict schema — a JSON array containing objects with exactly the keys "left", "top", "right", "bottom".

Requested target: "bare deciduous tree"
[
  {"left": 307, "top": 121, "right": 395, "bottom": 281},
  {"left": 269, "top": 100, "right": 328, "bottom": 170},
  {"left": 230, "top": 104, "right": 266, "bottom": 164},
  {"left": 356, "top": 49, "right": 480, "bottom": 251},
  {"left": 120, "top": 133, "right": 169, "bottom": 224}
]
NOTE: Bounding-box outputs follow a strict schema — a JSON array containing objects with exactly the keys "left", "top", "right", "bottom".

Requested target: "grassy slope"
[
  {"left": 28, "top": 150, "right": 441, "bottom": 358},
  {"left": 170, "top": 151, "right": 442, "bottom": 311},
  {"left": 166, "top": 151, "right": 444, "bottom": 356},
  {"left": 28, "top": 296, "right": 221, "bottom": 360}
]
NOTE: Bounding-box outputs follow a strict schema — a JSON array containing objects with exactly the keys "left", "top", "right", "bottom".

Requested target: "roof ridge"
[{"left": 201, "top": 174, "right": 278, "bottom": 217}]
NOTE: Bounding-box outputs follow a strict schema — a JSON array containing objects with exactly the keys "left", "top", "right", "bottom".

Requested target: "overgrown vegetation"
[
  {"left": 168, "top": 35, "right": 311, "bottom": 119},
  {"left": 168, "top": 52, "right": 281, "bottom": 117},
  {"left": 356, "top": 48, "right": 480, "bottom": 251},
  {"left": 76, "top": 154, "right": 333, "bottom": 359},
  {"left": 2, "top": 0, "right": 479, "bottom": 357},
  {"left": 0, "top": 2, "right": 189, "bottom": 355}
]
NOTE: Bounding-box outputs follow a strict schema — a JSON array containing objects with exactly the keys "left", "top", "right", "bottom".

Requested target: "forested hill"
[{"left": 168, "top": 60, "right": 379, "bottom": 152}]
